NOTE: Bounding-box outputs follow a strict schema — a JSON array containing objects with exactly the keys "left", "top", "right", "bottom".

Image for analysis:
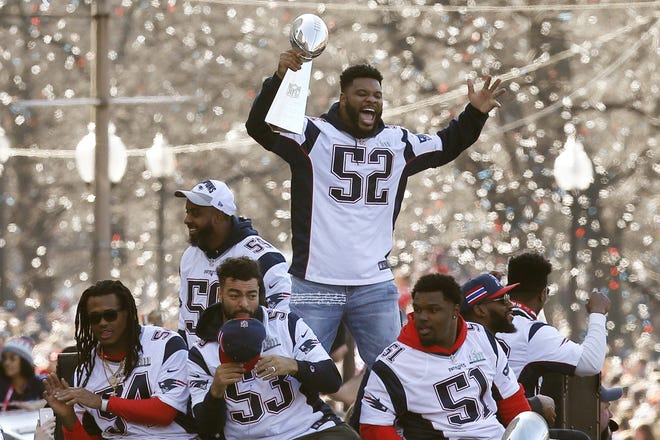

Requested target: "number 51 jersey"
[{"left": 361, "top": 321, "right": 521, "bottom": 440}]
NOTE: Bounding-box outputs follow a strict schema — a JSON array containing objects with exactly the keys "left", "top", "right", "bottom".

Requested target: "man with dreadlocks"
[{"left": 43, "top": 280, "right": 198, "bottom": 439}]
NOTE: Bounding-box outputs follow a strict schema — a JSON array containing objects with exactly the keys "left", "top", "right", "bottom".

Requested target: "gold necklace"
[{"left": 99, "top": 350, "right": 126, "bottom": 396}]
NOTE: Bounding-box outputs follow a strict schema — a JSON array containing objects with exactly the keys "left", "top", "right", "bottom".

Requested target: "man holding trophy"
[{"left": 246, "top": 14, "right": 507, "bottom": 371}]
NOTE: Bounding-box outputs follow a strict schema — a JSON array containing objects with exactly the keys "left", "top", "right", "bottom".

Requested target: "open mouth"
[
  {"left": 417, "top": 326, "right": 431, "bottom": 337},
  {"left": 359, "top": 108, "right": 376, "bottom": 126}
]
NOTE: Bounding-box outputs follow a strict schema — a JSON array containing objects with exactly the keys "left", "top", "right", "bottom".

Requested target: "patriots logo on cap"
[{"left": 465, "top": 284, "right": 489, "bottom": 305}]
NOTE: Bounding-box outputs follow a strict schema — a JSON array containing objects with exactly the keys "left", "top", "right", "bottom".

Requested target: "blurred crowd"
[
  {"left": 0, "top": 293, "right": 657, "bottom": 438},
  {"left": 0, "top": 299, "right": 176, "bottom": 378},
  {"left": 601, "top": 354, "right": 659, "bottom": 439}
]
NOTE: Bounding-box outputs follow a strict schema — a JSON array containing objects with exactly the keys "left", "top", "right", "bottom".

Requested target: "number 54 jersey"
[
  {"left": 360, "top": 320, "right": 522, "bottom": 440},
  {"left": 73, "top": 326, "right": 196, "bottom": 439}
]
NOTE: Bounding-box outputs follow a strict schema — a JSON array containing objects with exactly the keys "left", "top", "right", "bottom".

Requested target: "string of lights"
[
  {"left": 2, "top": 0, "right": 658, "bottom": 18},
  {"left": 192, "top": 0, "right": 660, "bottom": 13},
  {"left": 494, "top": 19, "right": 658, "bottom": 134},
  {"left": 2, "top": 9, "right": 655, "bottom": 159},
  {"left": 383, "top": 15, "right": 655, "bottom": 118}
]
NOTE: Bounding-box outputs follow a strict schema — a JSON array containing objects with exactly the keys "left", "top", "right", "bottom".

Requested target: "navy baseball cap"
[
  {"left": 600, "top": 386, "right": 623, "bottom": 402},
  {"left": 460, "top": 273, "right": 519, "bottom": 313},
  {"left": 218, "top": 318, "right": 266, "bottom": 372}
]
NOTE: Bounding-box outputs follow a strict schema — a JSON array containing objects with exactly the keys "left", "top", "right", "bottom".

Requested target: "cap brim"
[
  {"left": 219, "top": 347, "right": 260, "bottom": 373},
  {"left": 174, "top": 190, "right": 212, "bottom": 207},
  {"left": 491, "top": 282, "right": 520, "bottom": 300},
  {"left": 601, "top": 386, "right": 623, "bottom": 402}
]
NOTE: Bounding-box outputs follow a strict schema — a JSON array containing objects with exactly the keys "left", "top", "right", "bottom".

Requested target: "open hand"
[{"left": 467, "top": 75, "right": 506, "bottom": 114}]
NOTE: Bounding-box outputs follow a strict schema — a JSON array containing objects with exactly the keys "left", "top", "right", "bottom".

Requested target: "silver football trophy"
[
  {"left": 501, "top": 411, "right": 549, "bottom": 440},
  {"left": 265, "top": 14, "right": 328, "bottom": 134}
]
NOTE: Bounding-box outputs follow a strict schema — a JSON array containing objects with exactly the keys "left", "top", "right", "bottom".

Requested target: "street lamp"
[
  {"left": 145, "top": 132, "right": 176, "bottom": 306},
  {"left": 75, "top": 123, "right": 128, "bottom": 184},
  {"left": 75, "top": 122, "right": 127, "bottom": 281},
  {"left": 553, "top": 125, "right": 593, "bottom": 336},
  {"left": 0, "top": 128, "right": 9, "bottom": 304}
]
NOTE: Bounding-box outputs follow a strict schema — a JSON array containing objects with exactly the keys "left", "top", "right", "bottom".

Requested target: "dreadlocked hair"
[{"left": 75, "top": 280, "right": 142, "bottom": 387}]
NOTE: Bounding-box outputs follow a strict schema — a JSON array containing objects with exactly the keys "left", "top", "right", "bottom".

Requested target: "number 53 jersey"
[
  {"left": 187, "top": 306, "right": 343, "bottom": 440},
  {"left": 360, "top": 320, "right": 522, "bottom": 440}
]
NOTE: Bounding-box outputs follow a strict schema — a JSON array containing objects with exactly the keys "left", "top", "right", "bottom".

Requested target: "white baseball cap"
[{"left": 174, "top": 179, "right": 237, "bottom": 216}]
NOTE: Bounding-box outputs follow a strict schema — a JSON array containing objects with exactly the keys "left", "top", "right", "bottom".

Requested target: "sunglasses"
[
  {"left": 484, "top": 293, "right": 511, "bottom": 304},
  {"left": 88, "top": 309, "right": 123, "bottom": 325}
]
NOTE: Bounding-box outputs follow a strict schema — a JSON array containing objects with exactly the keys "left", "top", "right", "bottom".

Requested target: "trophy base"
[{"left": 265, "top": 62, "right": 312, "bottom": 135}]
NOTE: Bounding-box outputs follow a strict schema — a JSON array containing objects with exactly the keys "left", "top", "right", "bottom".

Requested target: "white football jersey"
[
  {"left": 496, "top": 307, "right": 582, "bottom": 394},
  {"left": 360, "top": 321, "right": 520, "bottom": 440},
  {"left": 178, "top": 231, "right": 291, "bottom": 348},
  {"left": 73, "top": 326, "right": 196, "bottom": 439},
  {"left": 248, "top": 77, "right": 489, "bottom": 285},
  {"left": 188, "top": 306, "right": 342, "bottom": 440}
]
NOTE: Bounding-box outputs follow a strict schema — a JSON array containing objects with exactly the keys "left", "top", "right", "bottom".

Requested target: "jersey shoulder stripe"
[
  {"left": 528, "top": 321, "right": 547, "bottom": 341},
  {"left": 484, "top": 327, "right": 500, "bottom": 359},
  {"left": 164, "top": 334, "right": 187, "bottom": 363},
  {"left": 286, "top": 312, "right": 300, "bottom": 345},
  {"left": 466, "top": 321, "right": 500, "bottom": 359},
  {"left": 372, "top": 359, "right": 408, "bottom": 415},
  {"left": 188, "top": 345, "right": 211, "bottom": 376},
  {"left": 303, "top": 118, "right": 322, "bottom": 154},
  {"left": 257, "top": 250, "right": 286, "bottom": 268}
]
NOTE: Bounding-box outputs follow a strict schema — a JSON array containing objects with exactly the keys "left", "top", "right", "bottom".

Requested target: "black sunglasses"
[{"left": 88, "top": 309, "right": 123, "bottom": 325}]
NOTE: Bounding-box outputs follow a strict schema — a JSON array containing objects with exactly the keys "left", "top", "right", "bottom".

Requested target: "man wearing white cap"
[{"left": 175, "top": 179, "right": 292, "bottom": 347}]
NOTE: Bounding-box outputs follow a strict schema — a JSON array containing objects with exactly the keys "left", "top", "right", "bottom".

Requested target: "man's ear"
[{"left": 473, "top": 304, "right": 488, "bottom": 318}]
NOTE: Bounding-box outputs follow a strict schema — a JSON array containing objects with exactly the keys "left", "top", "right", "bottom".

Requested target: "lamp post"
[
  {"left": 553, "top": 125, "right": 593, "bottom": 336},
  {"left": 75, "top": 122, "right": 127, "bottom": 280},
  {"left": 145, "top": 132, "right": 176, "bottom": 305},
  {"left": 0, "top": 128, "right": 10, "bottom": 303}
]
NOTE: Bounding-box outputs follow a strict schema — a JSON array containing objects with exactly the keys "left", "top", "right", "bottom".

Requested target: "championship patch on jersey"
[
  {"left": 262, "top": 336, "right": 282, "bottom": 353},
  {"left": 298, "top": 337, "right": 320, "bottom": 354},
  {"left": 136, "top": 356, "right": 151, "bottom": 367},
  {"left": 469, "top": 350, "right": 486, "bottom": 364}
]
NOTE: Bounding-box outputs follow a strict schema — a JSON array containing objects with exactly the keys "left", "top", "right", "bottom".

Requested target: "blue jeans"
[{"left": 290, "top": 276, "right": 402, "bottom": 368}]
